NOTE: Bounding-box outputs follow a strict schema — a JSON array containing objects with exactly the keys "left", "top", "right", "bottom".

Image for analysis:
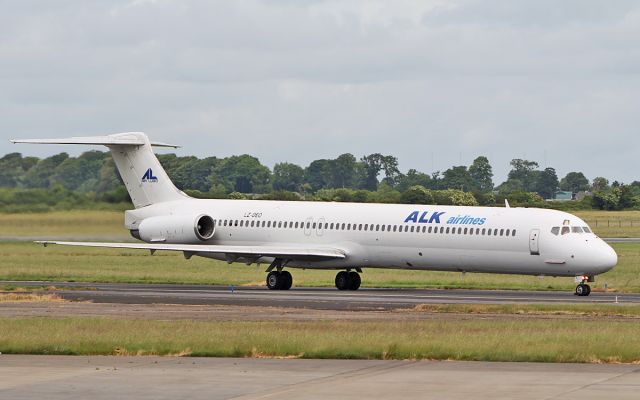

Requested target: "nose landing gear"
[{"left": 575, "top": 276, "right": 592, "bottom": 296}]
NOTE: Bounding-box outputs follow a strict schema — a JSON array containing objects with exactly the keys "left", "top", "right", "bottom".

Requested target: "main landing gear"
[
  {"left": 335, "top": 271, "right": 361, "bottom": 291},
  {"left": 266, "top": 270, "right": 292, "bottom": 290}
]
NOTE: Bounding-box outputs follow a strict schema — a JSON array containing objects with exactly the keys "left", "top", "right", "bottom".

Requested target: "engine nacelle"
[{"left": 135, "top": 214, "right": 216, "bottom": 243}]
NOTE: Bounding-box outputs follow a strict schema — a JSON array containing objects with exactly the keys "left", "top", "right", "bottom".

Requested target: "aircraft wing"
[{"left": 35, "top": 241, "right": 346, "bottom": 261}]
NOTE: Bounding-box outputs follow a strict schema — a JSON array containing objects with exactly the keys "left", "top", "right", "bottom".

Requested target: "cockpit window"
[
  {"left": 572, "top": 227, "right": 583, "bottom": 233},
  {"left": 561, "top": 226, "right": 570, "bottom": 235},
  {"left": 582, "top": 226, "right": 591, "bottom": 233},
  {"left": 551, "top": 227, "right": 560, "bottom": 236}
]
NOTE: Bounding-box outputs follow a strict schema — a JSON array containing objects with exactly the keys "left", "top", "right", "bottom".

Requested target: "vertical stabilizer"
[{"left": 11, "top": 132, "right": 188, "bottom": 208}]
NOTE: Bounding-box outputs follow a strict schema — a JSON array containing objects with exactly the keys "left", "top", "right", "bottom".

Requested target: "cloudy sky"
[{"left": 1, "top": 0, "right": 639, "bottom": 184}]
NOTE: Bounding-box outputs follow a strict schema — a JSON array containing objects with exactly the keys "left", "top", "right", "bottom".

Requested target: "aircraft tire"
[
  {"left": 335, "top": 271, "right": 350, "bottom": 290},
  {"left": 575, "top": 283, "right": 590, "bottom": 296},
  {"left": 348, "top": 271, "right": 361, "bottom": 290},
  {"left": 281, "top": 271, "right": 293, "bottom": 290},
  {"left": 266, "top": 271, "right": 281, "bottom": 290}
]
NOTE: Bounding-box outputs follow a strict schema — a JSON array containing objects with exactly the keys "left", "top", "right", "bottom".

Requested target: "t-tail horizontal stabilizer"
[{"left": 10, "top": 132, "right": 186, "bottom": 208}]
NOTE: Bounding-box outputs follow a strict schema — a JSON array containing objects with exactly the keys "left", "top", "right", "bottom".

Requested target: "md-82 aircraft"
[{"left": 12, "top": 132, "right": 617, "bottom": 296}]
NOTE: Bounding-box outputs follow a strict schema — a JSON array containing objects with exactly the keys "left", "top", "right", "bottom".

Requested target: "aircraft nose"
[{"left": 596, "top": 242, "right": 618, "bottom": 271}]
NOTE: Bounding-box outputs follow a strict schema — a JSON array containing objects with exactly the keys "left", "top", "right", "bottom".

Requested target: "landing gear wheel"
[
  {"left": 575, "top": 283, "right": 591, "bottom": 296},
  {"left": 266, "top": 271, "right": 281, "bottom": 290},
  {"left": 348, "top": 271, "right": 361, "bottom": 290},
  {"left": 266, "top": 271, "right": 293, "bottom": 290},
  {"left": 281, "top": 271, "right": 293, "bottom": 290},
  {"left": 335, "top": 271, "right": 350, "bottom": 290}
]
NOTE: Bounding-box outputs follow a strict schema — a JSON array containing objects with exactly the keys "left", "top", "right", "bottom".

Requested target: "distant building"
[{"left": 553, "top": 191, "right": 575, "bottom": 201}]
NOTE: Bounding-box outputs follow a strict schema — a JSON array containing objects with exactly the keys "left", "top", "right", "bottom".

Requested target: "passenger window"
[
  {"left": 440, "top": 227, "right": 444, "bottom": 234},
  {"left": 446, "top": 227, "right": 450, "bottom": 234},
  {"left": 481, "top": 228, "right": 486, "bottom": 235},
  {"left": 551, "top": 227, "right": 559, "bottom": 235},
  {"left": 306, "top": 222, "right": 311, "bottom": 229},
  {"left": 572, "top": 227, "right": 583, "bottom": 233},
  {"left": 240, "top": 220, "right": 244, "bottom": 227},
  {"left": 582, "top": 227, "right": 591, "bottom": 233},
  {"left": 364, "top": 224, "right": 368, "bottom": 231},
  {"left": 393, "top": 225, "right": 397, "bottom": 232},
  {"left": 500, "top": 229, "right": 504, "bottom": 236},
  {"left": 428, "top": 227, "right": 433, "bottom": 233},
  {"left": 458, "top": 227, "right": 462, "bottom": 234},
  {"left": 330, "top": 223, "right": 334, "bottom": 229},
  {"left": 512, "top": 230, "right": 516, "bottom": 236},
  {"left": 505, "top": 229, "right": 510, "bottom": 236},
  {"left": 422, "top": 226, "right": 426, "bottom": 233},
  {"left": 561, "top": 226, "right": 570, "bottom": 235},
  {"left": 410, "top": 226, "right": 415, "bottom": 233}
]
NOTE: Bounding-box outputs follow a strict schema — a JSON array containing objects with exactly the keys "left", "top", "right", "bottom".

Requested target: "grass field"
[
  {"left": 0, "top": 241, "right": 638, "bottom": 291},
  {"left": 1, "top": 317, "right": 639, "bottom": 363},
  {"left": 1, "top": 210, "right": 639, "bottom": 291}
]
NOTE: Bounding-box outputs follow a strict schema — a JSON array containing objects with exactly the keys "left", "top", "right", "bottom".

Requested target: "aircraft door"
[{"left": 529, "top": 229, "right": 540, "bottom": 255}]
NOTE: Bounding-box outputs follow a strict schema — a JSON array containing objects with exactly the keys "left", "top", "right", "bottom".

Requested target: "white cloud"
[{"left": 1, "top": 0, "right": 639, "bottom": 184}]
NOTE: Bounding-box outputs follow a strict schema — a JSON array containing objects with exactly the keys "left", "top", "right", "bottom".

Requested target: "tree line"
[{"left": 0, "top": 150, "right": 638, "bottom": 212}]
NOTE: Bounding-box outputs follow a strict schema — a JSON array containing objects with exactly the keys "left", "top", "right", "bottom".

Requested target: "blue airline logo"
[
  {"left": 404, "top": 211, "right": 487, "bottom": 225},
  {"left": 141, "top": 168, "right": 158, "bottom": 183}
]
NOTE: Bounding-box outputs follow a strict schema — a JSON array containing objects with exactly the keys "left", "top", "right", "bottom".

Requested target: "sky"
[{"left": 1, "top": 0, "right": 639, "bottom": 185}]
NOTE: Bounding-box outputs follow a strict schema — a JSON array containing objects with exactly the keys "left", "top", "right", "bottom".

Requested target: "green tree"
[
  {"left": 395, "top": 169, "right": 432, "bottom": 192},
  {"left": 304, "top": 159, "right": 332, "bottom": 192},
  {"left": 49, "top": 151, "right": 107, "bottom": 192},
  {"left": 273, "top": 162, "right": 304, "bottom": 192},
  {"left": 592, "top": 177, "right": 609, "bottom": 192},
  {"left": 400, "top": 185, "right": 434, "bottom": 204},
  {"left": 212, "top": 155, "right": 271, "bottom": 193},
  {"left": 23, "top": 152, "right": 69, "bottom": 188},
  {"left": 560, "top": 172, "right": 590, "bottom": 193},
  {"left": 331, "top": 153, "right": 357, "bottom": 188},
  {"left": 441, "top": 166, "right": 474, "bottom": 191},
  {"left": 468, "top": 156, "right": 493, "bottom": 192},
  {"left": 534, "top": 167, "right": 559, "bottom": 199},
  {"left": 0, "top": 153, "right": 31, "bottom": 187},
  {"left": 508, "top": 159, "right": 539, "bottom": 192},
  {"left": 358, "top": 154, "right": 384, "bottom": 191}
]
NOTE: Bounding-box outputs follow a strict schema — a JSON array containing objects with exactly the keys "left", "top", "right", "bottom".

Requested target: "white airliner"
[{"left": 12, "top": 132, "right": 617, "bottom": 296}]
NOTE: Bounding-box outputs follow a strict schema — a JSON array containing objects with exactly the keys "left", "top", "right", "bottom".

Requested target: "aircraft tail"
[{"left": 10, "top": 132, "right": 188, "bottom": 208}]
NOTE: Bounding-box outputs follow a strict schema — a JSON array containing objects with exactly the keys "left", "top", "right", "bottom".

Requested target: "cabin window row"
[{"left": 217, "top": 219, "right": 517, "bottom": 237}]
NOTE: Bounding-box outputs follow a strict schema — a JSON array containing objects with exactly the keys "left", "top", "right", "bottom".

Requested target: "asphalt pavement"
[{"left": 2, "top": 281, "right": 637, "bottom": 310}]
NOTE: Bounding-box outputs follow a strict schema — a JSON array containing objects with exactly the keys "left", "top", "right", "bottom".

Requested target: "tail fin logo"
[{"left": 141, "top": 168, "right": 158, "bottom": 183}]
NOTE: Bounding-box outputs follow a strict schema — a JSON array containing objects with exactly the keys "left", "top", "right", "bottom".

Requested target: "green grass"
[
  {"left": 573, "top": 210, "right": 640, "bottom": 237},
  {"left": 412, "top": 303, "right": 640, "bottom": 317},
  {"left": 0, "top": 210, "right": 128, "bottom": 238},
  {"left": 1, "top": 317, "right": 638, "bottom": 363},
  {"left": 0, "top": 241, "right": 639, "bottom": 291}
]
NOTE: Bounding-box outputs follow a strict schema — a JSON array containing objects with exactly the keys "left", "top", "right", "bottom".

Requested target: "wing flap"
[{"left": 35, "top": 241, "right": 346, "bottom": 260}]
